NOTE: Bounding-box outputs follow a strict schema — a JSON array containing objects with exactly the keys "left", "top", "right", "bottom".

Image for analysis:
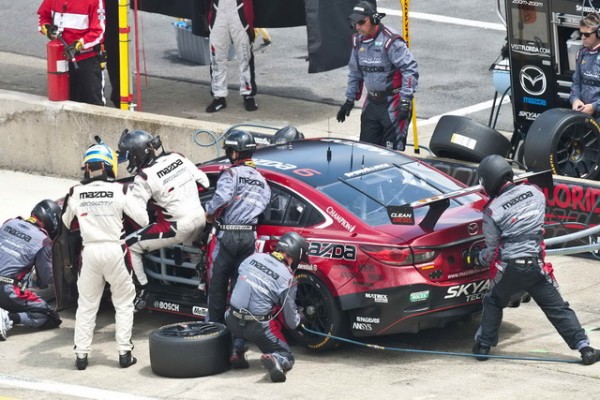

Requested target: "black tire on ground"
[
  {"left": 149, "top": 321, "right": 231, "bottom": 378},
  {"left": 523, "top": 108, "right": 600, "bottom": 180},
  {"left": 286, "top": 273, "right": 347, "bottom": 352},
  {"left": 429, "top": 115, "right": 512, "bottom": 163}
]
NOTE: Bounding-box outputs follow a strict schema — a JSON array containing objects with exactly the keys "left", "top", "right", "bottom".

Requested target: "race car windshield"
[{"left": 319, "top": 162, "right": 479, "bottom": 226}]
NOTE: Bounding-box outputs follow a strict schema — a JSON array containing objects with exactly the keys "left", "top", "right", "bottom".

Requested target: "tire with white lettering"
[
  {"left": 429, "top": 115, "right": 512, "bottom": 163},
  {"left": 149, "top": 321, "right": 231, "bottom": 377},
  {"left": 524, "top": 108, "right": 600, "bottom": 180},
  {"left": 287, "top": 273, "right": 348, "bottom": 352}
]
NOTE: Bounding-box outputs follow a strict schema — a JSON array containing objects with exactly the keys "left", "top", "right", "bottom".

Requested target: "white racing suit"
[
  {"left": 126, "top": 152, "right": 209, "bottom": 286},
  {"left": 225, "top": 251, "right": 300, "bottom": 371},
  {"left": 0, "top": 218, "right": 60, "bottom": 329},
  {"left": 208, "top": 0, "right": 257, "bottom": 98},
  {"left": 62, "top": 179, "right": 149, "bottom": 356}
]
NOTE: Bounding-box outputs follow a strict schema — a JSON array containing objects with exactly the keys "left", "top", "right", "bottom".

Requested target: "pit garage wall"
[{"left": 0, "top": 89, "right": 228, "bottom": 180}]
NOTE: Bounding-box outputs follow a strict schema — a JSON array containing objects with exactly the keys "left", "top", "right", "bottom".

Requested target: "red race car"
[{"left": 54, "top": 138, "right": 496, "bottom": 351}]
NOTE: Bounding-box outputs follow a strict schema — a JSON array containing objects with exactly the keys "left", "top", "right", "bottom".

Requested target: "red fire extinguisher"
[{"left": 47, "top": 39, "right": 69, "bottom": 101}]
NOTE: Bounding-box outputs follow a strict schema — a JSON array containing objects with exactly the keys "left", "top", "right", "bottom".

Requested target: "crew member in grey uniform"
[
  {"left": 205, "top": 129, "right": 271, "bottom": 324},
  {"left": 0, "top": 199, "right": 63, "bottom": 341},
  {"left": 466, "top": 155, "right": 600, "bottom": 365},
  {"left": 570, "top": 12, "right": 600, "bottom": 120},
  {"left": 336, "top": 1, "right": 418, "bottom": 151},
  {"left": 225, "top": 231, "right": 308, "bottom": 383},
  {"left": 118, "top": 130, "right": 209, "bottom": 309},
  {"left": 63, "top": 142, "right": 149, "bottom": 370}
]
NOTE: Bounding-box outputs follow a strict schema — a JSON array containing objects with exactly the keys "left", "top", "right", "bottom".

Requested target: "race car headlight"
[{"left": 359, "top": 245, "right": 437, "bottom": 266}]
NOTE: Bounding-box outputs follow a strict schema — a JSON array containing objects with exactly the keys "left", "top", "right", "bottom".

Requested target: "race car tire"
[
  {"left": 287, "top": 273, "right": 348, "bottom": 352},
  {"left": 524, "top": 108, "right": 600, "bottom": 180},
  {"left": 149, "top": 321, "right": 231, "bottom": 378},
  {"left": 429, "top": 115, "right": 512, "bottom": 163}
]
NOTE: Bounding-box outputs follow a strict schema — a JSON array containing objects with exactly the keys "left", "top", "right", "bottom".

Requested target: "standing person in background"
[
  {"left": 570, "top": 12, "right": 600, "bottom": 120},
  {"left": 38, "top": 0, "right": 107, "bottom": 106},
  {"left": 62, "top": 142, "right": 148, "bottom": 370},
  {"left": 336, "top": 1, "right": 418, "bottom": 151},
  {"left": 205, "top": 0, "right": 258, "bottom": 113}
]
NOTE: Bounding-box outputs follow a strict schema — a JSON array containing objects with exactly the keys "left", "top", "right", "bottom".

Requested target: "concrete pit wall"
[{"left": 0, "top": 90, "right": 229, "bottom": 180}]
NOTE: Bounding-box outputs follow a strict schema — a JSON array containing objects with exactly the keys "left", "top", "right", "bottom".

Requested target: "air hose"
[{"left": 300, "top": 325, "right": 581, "bottom": 364}]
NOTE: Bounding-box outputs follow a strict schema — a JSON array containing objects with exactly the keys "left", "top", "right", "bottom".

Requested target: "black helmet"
[
  {"left": 223, "top": 129, "right": 257, "bottom": 163},
  {"left": 349, "top": 1, "right": 384, "bottom": 25},
  {"left": 477, "top": 155, "right": 514, "bottom": 198},
  {"left": 117, "top": 129, "right": 162, "bottom": 173},
  {"left": 271, "top": 126, "right": 305, "bottom": 145},
  {"left": 31, "top": 199, "right": 62, "bottom": 239},
  {"left": 275, "top": 232, "right": 309, "bottom": 271}
]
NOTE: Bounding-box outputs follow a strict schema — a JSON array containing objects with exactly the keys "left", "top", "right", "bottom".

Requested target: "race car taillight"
[{"left": 360, "top": 245, "right": 437, "bottom": 266}]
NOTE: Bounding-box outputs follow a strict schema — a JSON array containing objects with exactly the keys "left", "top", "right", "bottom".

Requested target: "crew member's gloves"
[
  {"left": 336, "top": 99, "right": 354, "bottom": 123},
  {"left": 73, "top": 39, "right": 84, "bottom": 53},
  {"left": 397, "top": 98, "right": 411, "bottom": 120},
  {"left": 464, "top": 249, "right": 482, "bottom": 268},
  {"left": 41, "top": 23, "right": 58, "bottom": 40}
]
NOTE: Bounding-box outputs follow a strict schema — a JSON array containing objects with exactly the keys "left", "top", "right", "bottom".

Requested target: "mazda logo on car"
[
  {"left": 467, "top": 223, "right": 479, "bottom": 236},
  {"left": 519, "top": 65, "right": 546, "bottom": 96}
]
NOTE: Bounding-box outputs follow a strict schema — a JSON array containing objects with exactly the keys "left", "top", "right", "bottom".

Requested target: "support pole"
[
  {"left": 400, "top": 0, "right": 420, "bottom": 154},
  {"left": 118, "top": 0, "right": 132, "bottom": 110}
]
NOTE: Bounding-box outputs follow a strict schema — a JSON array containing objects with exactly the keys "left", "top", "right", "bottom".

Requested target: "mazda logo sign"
[
  {"left": 519, "top": 65, "right": 546, "bottom": 96},
  {"left": 467, "top": 222, "right": 479, "bottom": 236}
]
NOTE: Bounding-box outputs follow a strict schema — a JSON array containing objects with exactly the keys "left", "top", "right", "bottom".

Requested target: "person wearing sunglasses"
[
  {"left": 570, "top": 13, "right": 600, "bottom": 119},
  {"left": 336, "top": 1, "right": 419, "bottom": 152}
]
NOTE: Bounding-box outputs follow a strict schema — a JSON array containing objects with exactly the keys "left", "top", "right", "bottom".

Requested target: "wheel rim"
[
  {"left": 296, "top": 281, "right": 331, "bottom": 337},
  {"left": 160, "top": 322, "right": 221, "bottom": 338},
  {"left": 554, "top": 121, "right": 600, "bottom": 179}
]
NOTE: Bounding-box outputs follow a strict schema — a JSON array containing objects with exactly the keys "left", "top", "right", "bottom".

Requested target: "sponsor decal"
[
  {"left": 3, "top": 226, "right": 32, "bottom": 242},
  {"left": 523, "top": 96, "right": 547, "bottom": 106},
  {"left": 192, "top": 306, "right": 207, "bottom": 317},
  {"left": 387, "top": 205, "right": 415, "bottom": 225},
  {"left": 365, "top": 293, "right": 388, "bottom": 303},
  {"left": 341, "top": 271, "right": 355, "bottom": 279},
  {"left": 79, "top": 191, "right": 114, "bottom": 199},
  {"left": 154, "top": 301, "right": 180, "bottom": 312},
  {"left": 512, "top": 0, "right": 543, "bottom": 6},
  {"left": 356, "top": 316, "right": 380, "bottom": 323},
  {"left": 577, "top": 4, "right": 598, "bottom": 12},
  {"left": 511, "top": 44, "right": 550, "bottom": 55},
  {"left": 544, "top": 184, "right": 600, "bottom": 213},
  {"left": 326, "top": 206, "right": 356, "bottom": 232},
  {"left": 520, "top": 65, "right": 546, "bottom": 96},
  {"left": 156, "top": 159, "right": 183, "bottom": 178},
  {"left": 253, "top": 159, "right": 297, "bottom": 170},
  {"left": 297, "top": 263, "right": 318, "bottom": 272},
  {"left": 352, "top": 322, "right": 373, "bottom": 331},
  {"left": 444, "top": 280, "right": 489, "bottom": 302},
  {"left": 238, "top": 176, "right": 265, "bottom": 188},
  {"left": 467, "top": 222, "right": 479, "bottom": 236},
  {"left": 518, "top": 110, "right": 541, "bottom": 121},
  {"left": 501, "top": 191, "right": 533, "bottom": 210},
  {"left": 308, "top": 242, "right": 357, "bottom": 260},
  {"left": 409, "top": 290, "right": 430, "bottom": 302},
  {"left": 344, "top": 163, "right": 392, "bottom": 178},
  {"left": 249, "top": 259, "right": 280, "bottom": 279},
  {"left": 448, "top": 269, "right": 481, "bottom": 279}
]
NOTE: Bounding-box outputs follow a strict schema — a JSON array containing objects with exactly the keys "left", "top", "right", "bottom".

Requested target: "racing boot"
[
  {"left": 472, "top": 342, "right": 491, "bottom": 361},
  {"left": 230, "top": 347, "right": 250, "bottom": 369},
  {"left": 206, "top": 97, "right": 227, "bottom": 113},
  {"left": 0, "top": 308, "right": 13, "bottom": 341},
  {"left": 75, "top": 354, "right": 88, "bottom": 371},
  {"left": 260, "top": 353, "right": 286, "bottom": 383},
  {"left": 580, "top": 346, "right": 600, "bottom": 365},
  {"left": 119, "top": 351, "right": 137, "bottom": 368},
  {"left": 243, "top": 96, "right": 258, "bottom": 112}
]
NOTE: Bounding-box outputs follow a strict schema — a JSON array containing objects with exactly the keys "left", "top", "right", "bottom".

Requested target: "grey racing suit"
[
  {"left": 0, "top": 217, "right": 60, "bottom": 329},
  {"left": 208, "top": 0, "right": 256, "bottom": 98},
  {"left": 475, "top": 182, "right": 590, "bottom": 350},
  {"left": 569, "top": 43, "right": 600, "bottom": 119},
  {"left": 205, "top": 160, "right": 270, "bottom": 323},
  {"left": 345, "top": 23, "right": 419, "bottom": 151},
  {"left": 62, "top": 179, "right": 149, "bottom": 355},
  {"left": 225, "top": 251, "right": 300, "bottom": 370},
  {"left": 126, "top": 152, "right": 209, "bottom": 286}
]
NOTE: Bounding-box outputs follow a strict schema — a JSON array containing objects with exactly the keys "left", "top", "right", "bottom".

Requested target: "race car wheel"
[
  {"left": 429, "top": 115, "right": 512, "bottom": 163},
  {"left": 287, "top": 273, "right": 348, "bottom": 352},
  {"left": 524, "top": 108, "right": 600, "bottom": 180},
  {"left": 149, "top": 321, "right": 231, "bottom": 378}
]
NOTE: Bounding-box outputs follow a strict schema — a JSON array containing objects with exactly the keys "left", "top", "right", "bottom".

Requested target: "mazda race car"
[{"left": 53, "top": 138, "right": 498, "bottom": 351}]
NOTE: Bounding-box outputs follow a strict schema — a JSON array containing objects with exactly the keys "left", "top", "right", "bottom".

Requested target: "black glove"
[
  {"left": 336, "top": 99, "right": 354, "bottom": 123},
  {"left": 41, "top": 23, "right": 58, "bottom": 40},
  {"left": 464, "top": 249, "right": 482, "bottom": 268},
  {"left": 397, "top": 98, "right": 411, "bottom": 120}
]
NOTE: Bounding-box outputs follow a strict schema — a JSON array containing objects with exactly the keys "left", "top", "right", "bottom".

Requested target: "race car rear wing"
[{"left": 386, "top": 169, "right": 553, "bottom": 231}]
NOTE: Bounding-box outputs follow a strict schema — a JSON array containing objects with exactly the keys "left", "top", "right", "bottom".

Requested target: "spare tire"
[
  {"left": 149, "top": 321, "right": 231, "bottom": 378},
  {"left": 429, "top": 115, "right": 512, "bottom": 163},
  {"left": 523, "top": 108, "right": 600, "bottom": 180}
]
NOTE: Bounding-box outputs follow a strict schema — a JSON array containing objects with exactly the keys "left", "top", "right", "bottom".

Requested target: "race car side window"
[{"left": 260, "top": 185, "right": 324, "bottom": 227}]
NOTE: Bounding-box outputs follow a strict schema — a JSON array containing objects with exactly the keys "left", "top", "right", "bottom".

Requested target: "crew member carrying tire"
[{"left": 225, "top": 231, "right": 309, "bottom": 383}]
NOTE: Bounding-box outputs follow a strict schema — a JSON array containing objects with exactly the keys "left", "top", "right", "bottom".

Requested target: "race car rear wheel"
[
  {"left": 524, "top": 108, "right": 600, "bottom": 180},
  {"left": 287, "top": 273, "right": 348, "bottom": 352},
  {"left": 149, "top": 321, "right": 231, "bottom": 377},
  {"left": 429, "top": 115, "right": 512, "bottom": 163}
]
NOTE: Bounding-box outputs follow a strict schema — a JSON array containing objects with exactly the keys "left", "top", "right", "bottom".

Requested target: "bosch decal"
[
  {"left": 154, "top": 301, "right": 180, "bottom": 312},
  {"left": 519, "top": 66, "right": 546, "bottom": 96},
  {"left": 308, "top": 242, "right": 357, "bottom": 260},
  {"left": 444, "top": 280, "right": 489, "bottom": 302},
  {"left": 365, "top": 293, "right": 388, "bottom": 303}
]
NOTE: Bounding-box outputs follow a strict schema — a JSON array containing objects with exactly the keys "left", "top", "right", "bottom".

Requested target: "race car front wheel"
[
  {"left": 149, "top": 321, "right": 231, "bottom": 377},
  {"left": 524, "top": 108, "right": 600, "bottom": 180},
  {"left": 287, "top": 273, "right": 348, "bottom": 352}
]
